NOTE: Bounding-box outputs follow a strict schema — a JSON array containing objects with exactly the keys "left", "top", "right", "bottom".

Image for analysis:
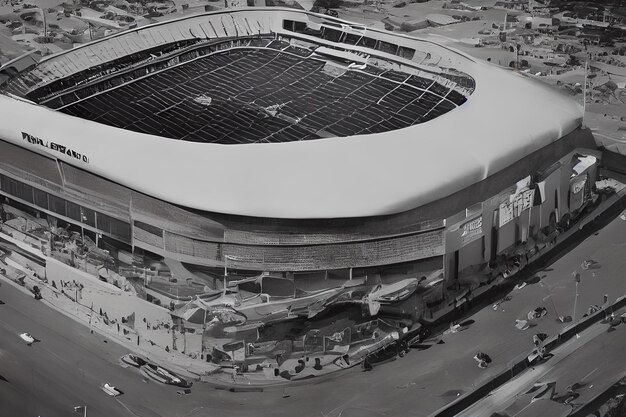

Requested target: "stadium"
[{"left": 0, "top": 7, "right": 600, "bottom": 309}]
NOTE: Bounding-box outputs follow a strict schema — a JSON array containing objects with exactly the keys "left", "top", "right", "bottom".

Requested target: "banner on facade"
[
  {"left": 499, "top": 189, "right": 535, "bottom": 228},
  {"left": 460, "top": 216, "right": 483, "bottom": 246},
  {"left": 569, "top": 177, "right": 587, "bottom": 211}
]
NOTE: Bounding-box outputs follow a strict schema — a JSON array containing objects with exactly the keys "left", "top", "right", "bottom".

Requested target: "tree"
[
  {"left": 566, "top": 55, "right": 581, "bottom": 66},
  {"left": 313, "top": 0, "right": 340, "bottom": 9}
]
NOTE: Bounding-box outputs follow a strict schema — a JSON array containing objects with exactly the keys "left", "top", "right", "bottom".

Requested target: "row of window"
[
  {"left": 282, "top": 20, "right": 416, "bottom": 60},
  {"left": 0, "top": 174, "right": 131, "bottom": 242}
]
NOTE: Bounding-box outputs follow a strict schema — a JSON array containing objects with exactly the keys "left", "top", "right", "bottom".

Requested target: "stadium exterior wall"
[{"left": 0, "top": 126, "right": 599, "bottom": 275}]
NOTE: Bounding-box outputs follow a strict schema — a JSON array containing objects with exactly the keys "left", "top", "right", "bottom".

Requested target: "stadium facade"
[{"left": 0, "top": 8, "right": 599, "bottom": 298}]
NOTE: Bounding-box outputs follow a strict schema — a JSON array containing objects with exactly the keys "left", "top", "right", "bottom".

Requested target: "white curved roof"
[{"left": 0, "top": 9, "right": 582, "bottom": 219}]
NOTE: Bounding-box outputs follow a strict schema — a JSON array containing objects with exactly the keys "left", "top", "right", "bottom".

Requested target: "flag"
[{"left": 533, "top": 181, "right": 546, "bottom": 206}]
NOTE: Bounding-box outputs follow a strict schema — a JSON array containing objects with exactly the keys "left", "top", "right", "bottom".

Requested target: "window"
[
  {"left": 357, "top": 36, "right": 377, "bottom": 48},
  {"left": 294, "top": 21, "right": 307, "bottom": 33},
  {"left": 97, "top": 213, "right": 131, "bottom": 242},
  {"left": 96, "top": 213, "right": 113, "bottom": 234},
  {"left": 377, "top": 41, "right": 398, "bottom": 55},
  {"left": 110, "top": 219, "right": 131, "bottom": 242},
  {"left": 67, "top": 201, "right": 82, "bottom": 222},
  {"left": 398, "top": 46, "right": 416, "bottom": 60},
  {"left": 49, "top": 195, "right": 67, "bottom": 217},
  {"left": 282, "top": 20, "right": 307, "bottom": 33},
  {"left": 81, "top": 207, "right": 95, "bottom": 227},
  {"left": 33, "top": 189, "right": 48, "bottom": 210},
  {"left": 344, "top": 33, "right": 361, "bottom": 45},
  {"left": 17, "top": 181, "right": 33, "bottom": 203},
  {"left": 0, "top": 176, "right": 33, "bottom": 203},
  {"left": 321, "top": 27, "right": 342, "bottom": 42}
]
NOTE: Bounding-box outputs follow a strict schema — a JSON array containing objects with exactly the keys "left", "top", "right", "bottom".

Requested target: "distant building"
[{"left": 495, "top": 0, "right": 529, "bottom": 11}]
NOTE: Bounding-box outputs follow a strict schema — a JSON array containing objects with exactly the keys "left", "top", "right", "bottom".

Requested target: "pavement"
[
  {"left": 456, "top": 307, "right": 626, "bottom": 417},
  {"left": 2, "top": 202, "right": 626, "bottom": 416},
  {"left": 0, "top": 281, "right": 167, "bottom": 417},
  {"left": 0, "top": 227, "right": 220, "bottom": 380}
]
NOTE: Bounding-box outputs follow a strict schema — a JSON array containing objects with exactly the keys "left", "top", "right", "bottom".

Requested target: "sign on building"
[
  {"left": 569, "top": 177, "right": 587, "bottom": 211},
  {"left": 498, "top": 189, "right": 535, "bottom": 228},
  {"left": 460, "top": 215, "right": 483, "bottom": 246}
]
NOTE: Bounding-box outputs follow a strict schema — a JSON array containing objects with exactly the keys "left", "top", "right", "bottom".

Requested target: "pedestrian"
[
  {"left": 533, "top": 333, "right": 548, "bottom": 346},
  {"left": 473, "top": 352, "right": 491, "bottom": 368}
]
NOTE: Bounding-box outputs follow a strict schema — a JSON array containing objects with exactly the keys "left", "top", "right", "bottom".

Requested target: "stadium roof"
[{"left": 0, "top": 8, "right": 583, "bottom": 219}]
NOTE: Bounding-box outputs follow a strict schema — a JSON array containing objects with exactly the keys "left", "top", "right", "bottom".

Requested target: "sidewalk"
[
  {"left": 422, "top": 184, "right": 626, "bottom": 327},
  {"left": 453, "top": 300, "right": 626, "bottom": 417},
  {"left": 427, "top": 293, "right": 626, "bottom": 416},
  {"left": 0, "top": 270, "right": 220, "bottom": 379},
  {"left": 0, "top": 232, "right": 221, "bottom": 381}
]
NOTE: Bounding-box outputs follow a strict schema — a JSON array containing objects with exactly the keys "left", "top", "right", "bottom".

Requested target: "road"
[
  {"left": 1, "top": 212, "right": 626, "bottom": 417},
  {"left": 1, "top": 284, "right": 130, "bottom": 416},
  {"left": 456, "top": 307, "right": 626, "bottom": 417}
]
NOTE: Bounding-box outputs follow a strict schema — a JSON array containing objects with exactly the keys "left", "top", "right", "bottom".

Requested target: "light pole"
[
  {"left": 224, "top": 255, "right": 228, "bottom": 295},
  {"left": 223, "top": 255, "right": 238, "bottom": 295},
  {"left": 74, "top": 405, "right": 87, "bottom": 417},
  {"left": 39, "top": 8, "right": 48, "bottom": 38},
  {"left": 201, "top": 303, "right": 208, "bottom": 358},
  {"left": 573, "top": 271, "right": 581, "bottom": 324}
]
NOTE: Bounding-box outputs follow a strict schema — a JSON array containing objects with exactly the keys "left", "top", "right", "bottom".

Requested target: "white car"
[
  {"left": 101, "top": 383, "right": 122, "bottom": 397},
  {"left": 19, "top": 332, "right": 35, "bottom": 345}
]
